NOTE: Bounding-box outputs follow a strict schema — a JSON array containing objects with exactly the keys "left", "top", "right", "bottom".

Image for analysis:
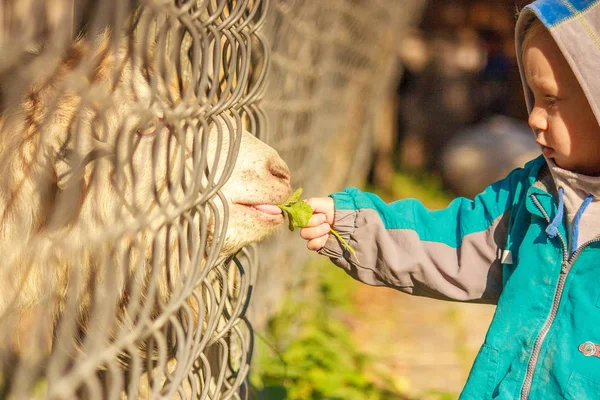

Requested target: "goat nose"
[{"left": 268, "top": 157, "right": 291, "bottom": 184}]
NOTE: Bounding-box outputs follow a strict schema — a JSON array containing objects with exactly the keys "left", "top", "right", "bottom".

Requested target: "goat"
[{"left": 0, "top": 27, "right": 292, "bottom": 397}]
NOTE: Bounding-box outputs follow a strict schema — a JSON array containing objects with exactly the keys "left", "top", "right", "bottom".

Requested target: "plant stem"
[{"left": 329, "top": 228, "right": 359, "bottom": 263}]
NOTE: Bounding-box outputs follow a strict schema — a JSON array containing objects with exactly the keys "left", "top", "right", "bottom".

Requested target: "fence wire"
[
  {"left": 252, "top": 0, "right": 424, "bottom": 331},
  {"left": 0, "top": 0, "right": 422, "bottom": 398},
  {"left": 0, "top": 0, "right": 268, "bottom": 398}
]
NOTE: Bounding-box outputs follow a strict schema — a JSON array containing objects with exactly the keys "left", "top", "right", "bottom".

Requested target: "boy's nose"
[{"left": 528, "top": 107, "right": 547, "bottom": 132}]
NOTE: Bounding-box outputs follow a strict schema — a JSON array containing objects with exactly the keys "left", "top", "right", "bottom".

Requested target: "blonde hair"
[{"left": 522, "top": 18, "right": 548, "bottom": 55}]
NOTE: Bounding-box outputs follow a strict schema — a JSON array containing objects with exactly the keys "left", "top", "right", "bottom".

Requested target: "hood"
[
  {"left": 515, "top": 1, "right": 600, "bottom": 254},
  {"left": 515, "top": 0, "right": 600, "bottom": 128}
]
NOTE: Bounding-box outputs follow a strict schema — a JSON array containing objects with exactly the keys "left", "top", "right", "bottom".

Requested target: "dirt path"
[{"left": 345, "top": 284, "right": 495, "bottom": 398}]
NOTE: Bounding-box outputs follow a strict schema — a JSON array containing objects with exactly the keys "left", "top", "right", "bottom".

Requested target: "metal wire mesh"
[
  {"left": 251, "top": 0, "right": 425, "bottom": 330},
  {"left": 0, "top": 0, "right": 272, "bottom": 398},
  {"left": 0, "top": 0, "right": 424, "bottom": 398}
]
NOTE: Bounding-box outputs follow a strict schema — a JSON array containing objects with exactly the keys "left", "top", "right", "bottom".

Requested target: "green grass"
[
  {"left": 367, "top": 169, "right": 453, "bottom": 209},
  {"left": 250, "top": 260, "right": 405, "bottom": 400}
]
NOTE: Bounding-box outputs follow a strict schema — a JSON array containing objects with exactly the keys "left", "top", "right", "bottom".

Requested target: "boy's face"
[{"left": 523, "top": 27, "right": 600, "bottom": 175}]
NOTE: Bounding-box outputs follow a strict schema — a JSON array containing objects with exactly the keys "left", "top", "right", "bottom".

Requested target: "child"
[{"left": 300, "top": 0, "right": 600, "bottom": 398}]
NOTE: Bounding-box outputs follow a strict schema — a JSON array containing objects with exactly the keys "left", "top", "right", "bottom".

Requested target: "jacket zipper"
[
  {"left": 520, "top": 194, "right": 568, "bottom": 400},
  {"left": 520, "top": 194, "right": 600, "bottom": 399},
  {"left": 569, "top": 237, "right": 600, "bottom": 263}
]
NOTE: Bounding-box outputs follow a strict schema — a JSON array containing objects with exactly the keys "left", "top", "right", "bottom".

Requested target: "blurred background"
[{"left": 250, "top": 0, "right": 538, "bottom": 399}]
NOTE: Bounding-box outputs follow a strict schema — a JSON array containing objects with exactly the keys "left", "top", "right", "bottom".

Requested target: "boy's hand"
[{"left": 300, "top": 197, "right": 335, "bottom": 251}]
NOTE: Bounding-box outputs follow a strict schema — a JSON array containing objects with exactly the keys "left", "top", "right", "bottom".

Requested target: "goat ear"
[
  {"left": 50, "top": 150, "right": 85, "bottom": 228},
  {"left": 55, "top": 153, "right": 74, "bottom": 190}
]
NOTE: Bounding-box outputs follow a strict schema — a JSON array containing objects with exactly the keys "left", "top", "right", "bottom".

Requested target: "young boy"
[{"left": 300, "top": 0, "right": 600, "bottom": 398}]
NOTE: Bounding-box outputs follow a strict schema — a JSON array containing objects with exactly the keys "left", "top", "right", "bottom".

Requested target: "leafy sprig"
[{"left": 278, "top": 188, "right": 357, "bottom": 261}]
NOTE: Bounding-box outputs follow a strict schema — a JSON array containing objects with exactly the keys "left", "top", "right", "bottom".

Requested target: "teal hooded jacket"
[{"left": 319, "top": 1, "right": 600, "bottom": 398}]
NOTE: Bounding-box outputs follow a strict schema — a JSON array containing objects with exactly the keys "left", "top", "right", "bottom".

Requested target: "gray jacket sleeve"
[{"left": 317, "top": 185, "right": 515, "bottom": 304}]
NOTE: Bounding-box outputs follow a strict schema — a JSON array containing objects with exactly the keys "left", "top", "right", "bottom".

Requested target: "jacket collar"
[{"left": 526, "top": 160, "right": 562, "bottom": 221}]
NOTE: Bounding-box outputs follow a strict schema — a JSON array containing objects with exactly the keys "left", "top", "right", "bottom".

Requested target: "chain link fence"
[
  {"left": 252, "top": 0, "right": 426, "bottom": 332},
  {"left": 0, "top": 0, "right": 425, "bottom": 398}
]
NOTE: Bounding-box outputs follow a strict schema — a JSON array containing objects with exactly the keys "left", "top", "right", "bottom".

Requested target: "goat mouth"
[{"left": 235, "top": 203, "right": 284, "bottom": 222}]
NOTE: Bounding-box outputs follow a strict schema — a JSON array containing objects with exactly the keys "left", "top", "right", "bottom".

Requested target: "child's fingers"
[
  {"left": 301, "top": 197, "right": 334, "bottom": 252},
  {"left": 300, "top": 223, "right": 330, "bottom": 241},
  {"left": 305, "top": 212, "right": 326, "bottom": 228},
  {"left": 305, "top": 197, "right": 334, "bottom": 224},
  {"left": 307, "top": 235, "right": 330, "bottom": 251},
  {"left": 305, "top": 197, "right": 333, "bottom": 213}
]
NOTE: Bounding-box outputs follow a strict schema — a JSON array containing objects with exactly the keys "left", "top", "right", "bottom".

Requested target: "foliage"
[
  {"left": 250, "top": 259, "right": 407, "bottom": 400},
  {"left": 367, "top": 170, "right": 453, "bottom": 209}
]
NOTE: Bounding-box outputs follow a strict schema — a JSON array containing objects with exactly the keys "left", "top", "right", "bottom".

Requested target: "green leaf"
[
  {"left": 277, "top": 187, "right": 313, "bottom": 231},
  {"left": 278, "top": 187, "right": 358, "bottom": 261},
  {"left": 280, "top": 187, "right": 303, "bottom": 207}
]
